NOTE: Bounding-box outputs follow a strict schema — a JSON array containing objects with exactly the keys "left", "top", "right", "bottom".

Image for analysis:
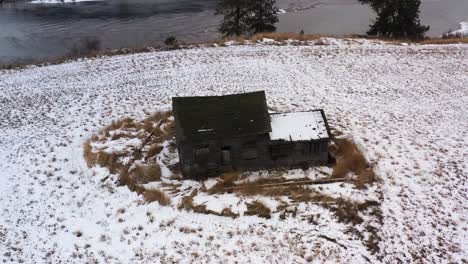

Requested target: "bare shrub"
[
  {"left": 143, "top": 189, "right": 171, "bottom": 206},
  {"left": 165, "top": 36, "right": 178, "bottom": 47}
]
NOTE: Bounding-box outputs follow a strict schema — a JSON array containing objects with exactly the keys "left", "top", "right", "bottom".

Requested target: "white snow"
[
  {"left": 30, "top": 0, "right": 100, "bottom": 3},
  {"left": 445, "top": 22, "right": 468, "bottom": 37},
  {"left": 269, "top": 111, "right": 329, "bottom": 141},
  {"left": 0, "top": 39, "right": 467, "bottom": 263},
  {"left": 91, "top": 137, "right": 142, "bottom": 154}
]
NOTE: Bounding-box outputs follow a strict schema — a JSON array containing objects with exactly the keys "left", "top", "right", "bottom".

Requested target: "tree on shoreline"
[
  {"left": 245, "top": 0, "right": 279, "bottom": 35},
  {"left": 215, "top": 0, "right": 279, "bottom": 37},
  {"left": 359, "top": 0, "right": 429, "bottom": 39}
]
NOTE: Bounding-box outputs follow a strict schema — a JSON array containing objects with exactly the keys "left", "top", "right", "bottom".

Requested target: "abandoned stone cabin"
[{"left": 172, "top": 91, "right": 331, "bottom": 180}]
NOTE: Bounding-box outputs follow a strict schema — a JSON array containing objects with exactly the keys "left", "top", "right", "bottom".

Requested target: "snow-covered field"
[{"left": 0, "top": 39, "right": 467, "bottom": 263}]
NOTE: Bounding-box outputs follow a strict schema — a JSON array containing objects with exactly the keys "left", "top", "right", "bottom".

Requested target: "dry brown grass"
[
  {"left": 207, "top": 172, "right": 345, "bottom": 205},
  {"left": 101, "top": 118, "right": 135, "bottom": 135},
  {"left": 330, "top": 138, "right": 376, "bottom": 188},
  {"left": 207, "top": 172, "right": 243, "bottom": 194},
  {"left": 146, "top": 144, "right": 164, "bottom": 159},
  {"left": 178, "top": 189, "right": 239, "bottom": 218},
  {"left": 224, "top": 32, "right": 331, "bottom": 43},
  {"left": 149, "top": 111, "right": 172, "bottom": 123},
  {"left": 245, "top": 200, "right": 271, "bottom": 218},
  {"left": 143, "top": 189, "right": 171, "bottom": 206},
  {"left": 117, "top": 169, "right": 136, "bottom": 189},
  {"left": 162, "top": 120, "right": 176, "bottom": 138},
  {"left": 420, "top": 37, "right": 468, "bottom": 44},
  {"left": 132, "top": 164, "right": 161, "bottom": 183},
  {"left": 83, "top": 139, "right": 96, "bottom": 167},
  {"left": 241, "top": 32, "right": 468, "bottom": 45},
  {"left": 3, "top": 33, "right": 466, "bottom": 70},
  {"left": 178, "top": 190, "right": 199, "bottom": 210},
  {"left": 83, "top": 111, "right": 177, "bottom": 206}
]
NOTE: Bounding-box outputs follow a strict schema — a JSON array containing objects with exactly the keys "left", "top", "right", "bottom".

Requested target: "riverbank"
[
  {"left": 1, "top": 0, "right": 467, "bottom": 66},
  {"left": 1, "top": 33, "right": 467, "bottom": 70}
]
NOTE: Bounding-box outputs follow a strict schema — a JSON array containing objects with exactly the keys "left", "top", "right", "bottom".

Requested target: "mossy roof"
[{"left": 172, "top": 91, "right": 271, "bottom": 142}]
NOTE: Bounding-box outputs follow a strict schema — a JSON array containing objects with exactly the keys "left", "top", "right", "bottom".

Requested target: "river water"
[{"left": 0, "top": 0, "right": 467, "bottom": 65}]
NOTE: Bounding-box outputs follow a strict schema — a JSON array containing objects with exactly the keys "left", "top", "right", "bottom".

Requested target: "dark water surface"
[
  {"left": 0, "top": 0, "right": 221, "bottom": 64},
  {"left": 0, "top": 0, "right": 467, "bottom": 65}
]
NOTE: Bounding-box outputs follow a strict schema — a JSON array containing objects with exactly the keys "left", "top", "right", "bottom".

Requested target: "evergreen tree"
[
  {"left": 359, "top": 0, "right": 429, "bottom": 39},
  {"left": 215, "top": 0, "right": 279, "bottom": 37},
  {"left": 245, "top": 0, "right": 279, "bottom": 34},
  {"left": 215, "top": 0, "right": 248, "bottom": 37}
]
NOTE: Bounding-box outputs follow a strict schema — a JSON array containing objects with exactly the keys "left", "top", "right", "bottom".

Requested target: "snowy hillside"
[
  {"left": 445, "top": 22, "right": 468, "bottom": 37},
  {"left": 0, "top": 39, "right": 467, "bottom": 263}
]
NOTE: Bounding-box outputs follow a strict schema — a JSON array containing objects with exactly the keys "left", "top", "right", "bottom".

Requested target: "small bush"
[
  {"left": 143, "top": 189, "right": 171, "bottom": 206},
  {"left": 165, "top": 36, "right": 178, "bottom": 47}
]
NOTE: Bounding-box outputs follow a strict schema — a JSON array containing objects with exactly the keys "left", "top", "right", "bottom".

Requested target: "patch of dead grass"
[
  {"left": 207, "top": 172, "right": 243, "bottom": 194},
  {"left": 146, "top": 144, "right": 164, "bottom": 159},
  {"left": 132, "top": 164, "right": 161, "bottom": 183},
  {"left": 420, "top": 37, "right": 468, "bottom": 44},
  {"left": 330, "top": 137, "right": 376, "bottom": 188},
  {"left": 96, "top": 152, "right": 125, "bottom": 174},
  {"left": 143, "top": 189, "right": 171, "bottom": 206},
  {"left": 83, "top": 139, "right": 96, "bottom": 167},
  {"left": 83, "top": 111, "right": 177, "bottom": 204},
  {"left": 245, "top": 200, "right": 271, "bottom": 218},
  {"left": 178, "top": 189, "right": 239, "bottom": 218}
]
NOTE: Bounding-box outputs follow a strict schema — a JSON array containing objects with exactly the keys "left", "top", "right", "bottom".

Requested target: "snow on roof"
[{"left": 269, "top": 111, "right": 329, "bottom": 141}]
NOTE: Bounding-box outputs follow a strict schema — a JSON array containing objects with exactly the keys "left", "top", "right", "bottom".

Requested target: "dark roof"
[{"left": 172, "top": 91, "right": 271, "bottom": 142}]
